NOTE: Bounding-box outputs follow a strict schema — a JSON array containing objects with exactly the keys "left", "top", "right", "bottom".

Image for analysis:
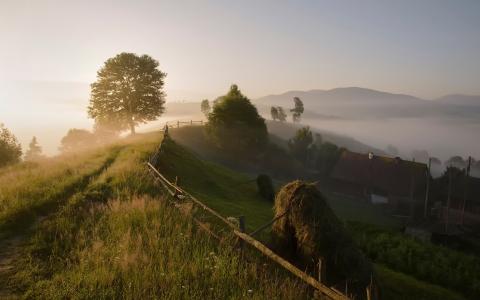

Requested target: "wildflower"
[{"left": 247, "top": 289, "right": 253, "bottom": 294}]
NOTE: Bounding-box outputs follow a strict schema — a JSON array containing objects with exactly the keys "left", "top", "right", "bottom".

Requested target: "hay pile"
[{"left": 272, "top": 180, "right": 373, "bottom": 294}]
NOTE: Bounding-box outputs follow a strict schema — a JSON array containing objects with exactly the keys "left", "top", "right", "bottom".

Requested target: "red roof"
[{"left": 331, "top": 151, "right": 427, "bottom": 197}]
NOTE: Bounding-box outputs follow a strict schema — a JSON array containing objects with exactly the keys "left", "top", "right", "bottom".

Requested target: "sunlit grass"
[
  {"left": 0, "top": 145, "right": 120, "bottom": 238},
  {"left": 3, "top": 131, "right": 309, "bottom": 299}
]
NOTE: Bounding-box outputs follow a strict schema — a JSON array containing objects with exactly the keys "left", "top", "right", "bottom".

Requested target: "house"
[{"left": 330, "top": 150, "right": 428, "bottom": 216}]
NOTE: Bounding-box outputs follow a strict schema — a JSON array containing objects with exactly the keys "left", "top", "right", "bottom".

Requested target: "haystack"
[{"left": 272, "top": 180, "right": 373, "bottom": 294}]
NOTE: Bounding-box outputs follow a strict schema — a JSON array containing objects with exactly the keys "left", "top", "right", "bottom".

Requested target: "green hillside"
[
  {"left": 157, "top": 128, "right": 469, "bottom": 300},
  {"left": 0, "top": 132, "right": 308, "bottom": 299},
  {"left": 0, "top": 129, "right": 471, "bottom": 300}
]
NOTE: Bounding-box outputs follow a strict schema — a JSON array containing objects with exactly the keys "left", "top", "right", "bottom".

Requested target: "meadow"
[
  {"left": 0, "top": 127, "right": 474, "bottom": 299},
  {"left": 0, "top": 131, "right": 309, "bottom": 299}
]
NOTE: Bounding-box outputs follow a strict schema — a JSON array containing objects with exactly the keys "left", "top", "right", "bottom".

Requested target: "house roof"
[{"left": 331, "top": 150, "right": 428, "bottom": 197}]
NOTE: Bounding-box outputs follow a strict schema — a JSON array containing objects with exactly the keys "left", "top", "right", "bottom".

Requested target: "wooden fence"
[
  {"left": 165, "top": 120, "right": 205, "bottom": 128},
  {"left": 146, "top": 124, "right": 351, "bottom": 300}
]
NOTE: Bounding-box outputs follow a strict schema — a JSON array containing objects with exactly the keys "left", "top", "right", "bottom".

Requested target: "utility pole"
[
  {"left": 461, "top": 156, "right": 472, "bottom": 225},
  {"left": 409, "top": 171, "right": 416, "bottom": 220},
  {"left": 424, "top": 158, "right": 432, "bottom": 218},
  {"left": 446, "top": 167, "right": 452, "bottom": 233}
]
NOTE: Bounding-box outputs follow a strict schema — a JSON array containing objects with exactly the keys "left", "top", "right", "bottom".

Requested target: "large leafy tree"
[
  {"left": 0, "top": 123, "right": 22, "bottom": 167},
  {"left": 88, "top": 52, "right": 166, "bottom": 135},
  {"left": 206, "top": 84, "right": 268, "bottom": 156}
]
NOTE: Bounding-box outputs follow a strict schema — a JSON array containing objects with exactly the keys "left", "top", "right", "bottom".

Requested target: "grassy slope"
[
  {"left": 170, "top": 126, "right": 401, "bottom": 229},
  {"left": 156, "top": 136, "right": 273, "bottom": 233},
  {"left": 163, "top": 127, "right": 467, "bottom": 300},
  {"left": 1, "top": 132, "right": 308, "bottom": 299},
  {"left": 1, "top": 128, "right": 469, "bottom": 299}
]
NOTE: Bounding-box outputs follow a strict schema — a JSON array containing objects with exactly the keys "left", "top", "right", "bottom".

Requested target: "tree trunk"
[{"left": 130, "top": 122, "right": 136, "bottom": 135}]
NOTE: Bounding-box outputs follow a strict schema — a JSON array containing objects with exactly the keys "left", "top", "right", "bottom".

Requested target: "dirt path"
[{"left": 0, "top": 233, "right": 26, "bottom": 298}]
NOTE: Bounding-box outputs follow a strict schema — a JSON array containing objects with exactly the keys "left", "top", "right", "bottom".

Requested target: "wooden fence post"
[
  {"left": 239, "top": 216, "right": 246, "bottom": 253},
  {"left": 177, "top": 120, "right": 180, "bottom": 128},
  {"left": 318, "top": 257, "right": 323, "bottom": 283}
]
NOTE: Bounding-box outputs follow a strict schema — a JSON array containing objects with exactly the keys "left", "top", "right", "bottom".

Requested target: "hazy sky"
[{"left": 1, "top": 0, "right": 480, "bottom": 100}]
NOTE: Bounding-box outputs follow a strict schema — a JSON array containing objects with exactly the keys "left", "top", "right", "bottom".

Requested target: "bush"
[
  {"left": 256, "top": 174, "right": 275, "bottom": 202},
  {"left": 0, "top": 123, "right": 22, "bottom": 167}
]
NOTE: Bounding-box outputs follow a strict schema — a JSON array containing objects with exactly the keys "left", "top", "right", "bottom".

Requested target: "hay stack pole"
[
  {"left": 271, "top": 180, "right": 374, "bottom": 299},
  {"left": 234, "top": 230, "right": 348, "bottom": 300}
]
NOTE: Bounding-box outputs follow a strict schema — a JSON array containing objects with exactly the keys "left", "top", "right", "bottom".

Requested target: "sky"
[
  {"left": 1, "top": 0, "right": 480, "bottom": 100},
  {"left": 1, "top": 0, "right": 480, "bottom": 156}
]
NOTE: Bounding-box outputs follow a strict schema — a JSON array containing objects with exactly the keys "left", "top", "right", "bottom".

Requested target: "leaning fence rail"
[{"left": 146, "top": 124, "right": 350, "bottom": 300}]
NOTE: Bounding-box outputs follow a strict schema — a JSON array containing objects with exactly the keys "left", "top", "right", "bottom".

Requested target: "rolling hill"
[
  {"left": 254, "top": 87, "right": 480, "bottom": 120},
  {"left": 0, "top": 132, "right": 309, "bottom": 299}
]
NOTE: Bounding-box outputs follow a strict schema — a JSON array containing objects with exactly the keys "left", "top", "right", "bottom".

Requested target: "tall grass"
[
  {"left": 0, "top": 145, "right": 122, "bottom": 238},
  {"left": 5, "top": 131, "right": 309, "bottom": 299}
]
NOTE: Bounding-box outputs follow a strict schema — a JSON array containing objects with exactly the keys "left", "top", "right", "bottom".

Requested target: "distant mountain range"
[
  {"left": 254, "top": 87, "right": 480, "bottom": 120},
  {"left": 434, "top": 94, "right": 480, "bottom": 106}
]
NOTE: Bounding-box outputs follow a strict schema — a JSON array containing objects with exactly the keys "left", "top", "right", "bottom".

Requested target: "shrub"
[
  {"left": 256, "top": 174, "right": 275, "bottom": 202},
  {"left": 0, "top": 123, "right": 22, "bottom": 167}
]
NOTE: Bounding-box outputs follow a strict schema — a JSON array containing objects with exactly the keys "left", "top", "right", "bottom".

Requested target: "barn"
[{"left": 330, "top": 150, "right": 428, "bottom": 217}]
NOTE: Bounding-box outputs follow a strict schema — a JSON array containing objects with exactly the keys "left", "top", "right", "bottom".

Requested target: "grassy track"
[
  {"left": 0, "top": 145, "right": 123, "bottom": 239},
  {"left": 1, "top": 132, "right": 310, "bottom": 299}
]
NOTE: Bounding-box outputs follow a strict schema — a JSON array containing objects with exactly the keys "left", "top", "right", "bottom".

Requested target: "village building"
[{"left": 330, "top": 150, "right": 428, "bottom": 218}]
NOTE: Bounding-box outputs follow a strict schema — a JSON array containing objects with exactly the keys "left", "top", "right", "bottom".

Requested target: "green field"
[
  {"left": 0, "top": 132, "right": 309, "bottom": 299},
  {"left": 0, "top": 128, "right": 473, "bottom": 299},
  {"left": 160, "top": 127, "right": 472, "bottom": 300}
]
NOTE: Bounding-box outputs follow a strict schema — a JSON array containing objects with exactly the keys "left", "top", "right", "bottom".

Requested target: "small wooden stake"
[
  {"left": 318, "top": 257, "right": 323, "bottom": 283},
  {"left": 239, "top": 215, "right": 246, "bottom": 253}
]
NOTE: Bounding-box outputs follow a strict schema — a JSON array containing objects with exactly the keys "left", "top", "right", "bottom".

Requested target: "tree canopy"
[
  {"left": 271, "top": 106, "right": 287, "bottom": 122},
  {"left": 88, "top": 52, "right": 166, "bottom": 135},
  {"left": 276, "top": 106, "right": 287, "bottom": 122},
  {"left": 201, "top": 99, "right": 211, "bottom": 118},
  {"left": 206, "top": 84, "right": 268, "bottom": 156},
  {"left": 290, "top": 97, "right": 304, "bottom": 123},
  {"left": 0, "top": 123, "right": 22, "bottom": 167},
  {"left": 25, "top": 136, "right": 43, "bottom": 161},
  {"left": 270, "top": 107, "right": 279, "bottom": 121},
  {"left": 445, "top": 156, "right": 466, "bottom": 170},
  {"left": 59, "top": 129, "right": 95, "bottom": 153},
  {"left": 288, "top": 126, "right": 313, "bottom": 165}
]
